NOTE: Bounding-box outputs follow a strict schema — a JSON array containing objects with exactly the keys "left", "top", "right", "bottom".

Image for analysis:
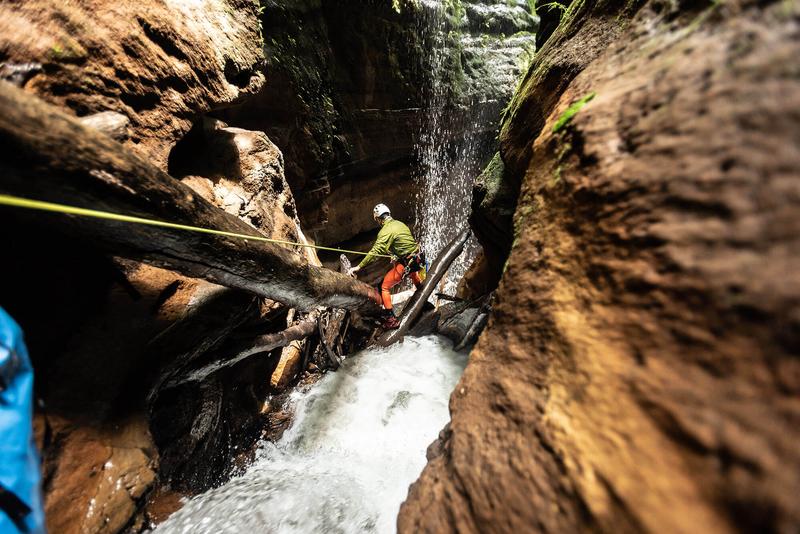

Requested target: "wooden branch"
[
  {"left": 318, "top": 313, "right": 341, "bottom": 370},
  {"left": 169, "top": 311, "right": 321, "bottom": 386},
  {"left": 0, "top": 82, "right": 381, "bottom": 314},
  {"left": 79, "top": 111, "right": 130, "bottom": 141}
]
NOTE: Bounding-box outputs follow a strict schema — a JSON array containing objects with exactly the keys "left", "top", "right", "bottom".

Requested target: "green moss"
[
  {"left": 257, "top": 2, "right": 266, "bottom": 46},
  {"left": 392, "top": 0, "right": 422, "bottom": 14},
  {"left": 550, "top": 164, "right": 563, "bottom": 186},
  {"left": 47, "top": 38, "right": 87, "bottom": 62},
  {"left": 538, "top": 1, "right": 568, "bottom": 14},
  {"left": 476, "top": 152, "right": 506, "bottom": 207},
  {"left": 549, "top": 0, "right": 587, "bottom": 39},
  {"left": 683, "top": 0, "right": 725, "bottom": 34},
  {"left": 552, "top": 91, "right": 596, "bottom": 133},
  {"left": 500, "top": 54, "right": 552, "bottom": 129},
  {"left": 445, "top": 0, "right": 467, "bottom": 28},
  {"left": 516, "top": 203, "right": 535, "bottom": 223},
  {"left": 500, "top": 70, "right": 527, "bottom": 123},
  {"left": 556, "top": 141, "right": 572, "bottom": 160}
]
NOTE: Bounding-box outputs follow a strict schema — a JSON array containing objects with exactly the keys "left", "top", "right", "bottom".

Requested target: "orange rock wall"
[{"left": 400, "top": 0, "right": 800, "bottom": 531}]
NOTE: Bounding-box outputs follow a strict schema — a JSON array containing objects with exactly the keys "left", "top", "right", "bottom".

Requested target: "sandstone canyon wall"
[
  {"left": 400, "top": 0, "right": 800, "bottom": 532},
  {"left": 0, "top": 0, "right": 537, "bottom": 531},
  {"left": 0, "top": 1, "right": 302, "bottom": 532}
]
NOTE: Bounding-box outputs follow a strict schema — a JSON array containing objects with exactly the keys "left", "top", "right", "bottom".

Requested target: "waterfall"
[
  {"left": 412, "top": 0, "right": 538, "bottom": 295},
  {"left": 149, "top": 7, "right": 538, "bottom": 532},
  {"left": 152, "top": 336, "right": 467, "bottom": 534}
]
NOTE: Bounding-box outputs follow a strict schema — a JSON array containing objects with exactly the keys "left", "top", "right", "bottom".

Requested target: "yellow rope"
[{"left": 0, "top": 194, "right": 390, "bottom": 258}]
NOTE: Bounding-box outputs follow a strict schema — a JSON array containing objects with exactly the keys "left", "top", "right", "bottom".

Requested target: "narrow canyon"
[{"left": 0, "top": 0, "right": 797, "bottom": 533}]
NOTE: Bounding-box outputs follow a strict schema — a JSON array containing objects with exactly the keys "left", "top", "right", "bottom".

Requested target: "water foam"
[{"left": 155, "top": 335, "right": 467, "bottom": 534}]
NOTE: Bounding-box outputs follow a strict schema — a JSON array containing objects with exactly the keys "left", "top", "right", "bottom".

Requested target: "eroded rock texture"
[
  {"left": 0, "top": 2, "right": 314, "bottom": 532},
  {"left": 215, "top": 0, "right": 425, "bottom": 244},
  {"left": 170, "top": 117, "right": 320, "bottom": 265},
  {"left": 0, "top": 0, "right": 265, "bottom": 169},
  {"left": 400, "top": 0, "right": 800, "bottom": 532}
]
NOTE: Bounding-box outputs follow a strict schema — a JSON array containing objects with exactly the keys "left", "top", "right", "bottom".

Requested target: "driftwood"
[
  {"left": 379, "top": 228, "right": 471, "bottom": 345},
  {"left": 168, "top": 311, "right": 321, "bottom": 386},
  {"left": 142, "top": 288, "right": 260, "bottom": 405},
  {"left": 405, "top": 293, "right": 492, "bottom": 350},
  {"left": 79, "top": 111, "right": 130, "bottom": 141},
  {"left": 454, "top": 310, "right": 489, "bottom": 351},
  {"left": 0, "top": 82, "right": 380, "bottom": 314},
  {"left": 160, "top": 257, "right": 364, "bottom": 388},
  {"left": 317, "top": 312, "right": 341, "bottom": 370}
]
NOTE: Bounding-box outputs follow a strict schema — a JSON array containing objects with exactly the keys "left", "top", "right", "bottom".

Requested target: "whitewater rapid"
[{"left": 155, "top": 335, "right": 467, "bottom": 534}]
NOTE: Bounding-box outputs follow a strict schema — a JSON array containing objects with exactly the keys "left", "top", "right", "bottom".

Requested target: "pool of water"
[{"left": 155, "top": 335, "right": 467, "bottom": 534}]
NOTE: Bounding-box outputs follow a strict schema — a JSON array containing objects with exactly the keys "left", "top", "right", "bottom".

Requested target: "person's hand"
[{"left": 347, "top": 266, "right": 360, "bottom": 278}]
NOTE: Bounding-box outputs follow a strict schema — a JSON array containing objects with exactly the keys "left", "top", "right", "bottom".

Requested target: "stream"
[{"left": 154, "top": 335, "right": 467, "bottom": 534}]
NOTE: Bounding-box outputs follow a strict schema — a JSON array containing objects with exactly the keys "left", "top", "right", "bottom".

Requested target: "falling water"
[
  {"left": 152, "top": 6, "right": 537, "bottom": 532},
  {"left": 412, "top": 1, "right": 537, "bottom": 294},
  {"left": 154, "top": 336, "right": 467, "bottom": 534},
  {"left": 412, "top": 1, "right": 481, "bottom": 295}
]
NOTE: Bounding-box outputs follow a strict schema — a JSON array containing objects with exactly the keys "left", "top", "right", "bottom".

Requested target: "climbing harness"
[
  {"left": 396, "top": 248, "right": 427, "bottom": 283},
  {"left": 0, "top": 194, "right": 393, "bottom": 259}
]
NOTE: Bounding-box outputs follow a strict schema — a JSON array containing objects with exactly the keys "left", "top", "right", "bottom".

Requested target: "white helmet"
[{"left": 373, "top": 203, "right": 391, "bottom": 219}]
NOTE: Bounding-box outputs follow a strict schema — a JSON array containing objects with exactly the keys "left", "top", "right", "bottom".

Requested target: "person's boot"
[{"left": 381, "top": 312, "right": 400, "bottom": 329}]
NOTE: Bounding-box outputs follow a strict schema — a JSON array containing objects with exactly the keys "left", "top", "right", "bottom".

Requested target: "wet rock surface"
[
  {"left": 0, "top": 0, "right": 265, "bottom": 169},
  {"left": 400, "top": 0, "right": 800, "bottom": 532},
  {"left": 0, "top": 0, "right": 519, "bottom": 532},
  {"left": 214, "top": 0, "right": 425, "bottom": 245}
]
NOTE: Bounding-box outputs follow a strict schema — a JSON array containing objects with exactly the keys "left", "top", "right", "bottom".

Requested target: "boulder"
[
  {"left": 0, "top": 0, "right": 265, "bottom": 169},
  {"left": 171, "top": 117, "right": 321, "bottom": 266}
]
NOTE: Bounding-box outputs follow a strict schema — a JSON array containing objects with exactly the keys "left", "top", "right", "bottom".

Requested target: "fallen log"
[
  {"left": 167, "top": 311, "right": 321, "bottom": 386},
  {"left": 142, "top": 287, "right": 261, "bottom": 405},
  {"left": 379, "top": 228, "right": 471, "bottom": 346},
  {"left": 0, "top": 81, "right": 380, "bottom": 313}
]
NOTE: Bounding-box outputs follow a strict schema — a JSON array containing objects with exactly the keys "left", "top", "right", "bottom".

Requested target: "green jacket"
[{"left": 358, "top": 218, "right": 418, "bottom": 268}]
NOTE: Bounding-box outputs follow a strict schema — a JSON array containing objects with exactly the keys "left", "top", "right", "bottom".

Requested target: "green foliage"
[
  {"left": 552, "top": 91, "right": 596, "bottom": 133},
  {"left": 257, "top": 1, "right": 266, "bottom": 45},
  {"left": 538, "top": 1, "right": 568, "bottom": 13},
  {"left": 445, "top": 0, "right": 466, "bottom": 28}
]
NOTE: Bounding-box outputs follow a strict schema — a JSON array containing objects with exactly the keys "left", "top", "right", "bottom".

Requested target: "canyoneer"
[{"left": 348, "top": 204, "right": 425, "bottom": 329}]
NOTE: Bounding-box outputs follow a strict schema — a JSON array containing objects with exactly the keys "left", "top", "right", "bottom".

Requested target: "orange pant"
[{"left": 381, "top": 263, "right": 422, "bottom": 310}]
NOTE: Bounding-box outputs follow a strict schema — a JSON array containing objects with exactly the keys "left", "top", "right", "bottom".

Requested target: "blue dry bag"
[{"left": 0, "top": 307, "right": 45, "bottom": 534}]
